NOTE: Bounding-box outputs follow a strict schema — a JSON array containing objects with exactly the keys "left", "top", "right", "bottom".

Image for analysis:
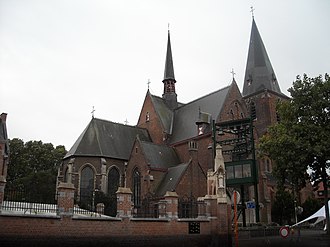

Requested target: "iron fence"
[
  {"left": 2, "top": 189, "right": 58, "bottom": 215},
  {"left": 133, "top": 195, "right": 160, "bottom": 218},
  {"left": 73, "top": 190, "right": 117, "bottom": 217},
  {"left": 178, "top": 196, "right": 198, "bottom": 218}
]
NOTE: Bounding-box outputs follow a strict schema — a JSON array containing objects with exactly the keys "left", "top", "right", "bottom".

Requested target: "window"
[
  {"left": 108, "top": 167, "right": 120, "bottom": 195},
  {"left": 133, "top": 168, "right": 141, "bottom": 208},
  {"left": 250, "top": 102, "right": 256, "bottom": 120},
  {"left": 80, "top": 165, "right": 94, "bottom": 200}
]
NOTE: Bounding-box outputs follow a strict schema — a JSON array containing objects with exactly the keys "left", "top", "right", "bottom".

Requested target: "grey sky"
[{"left": 1, "top": 0, "right": 329, "bottom": 149}]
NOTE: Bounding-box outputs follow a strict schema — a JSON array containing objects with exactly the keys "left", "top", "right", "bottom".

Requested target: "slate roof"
[
  {"left": 150, "top": 94, "right": 174, "bottom": 134},
  {"left": 155, "top": 162, "right": 190, "bottom": 196},
  {"left": 169, "top": 85, "right": 231, "bottom": 144},
  {"left": 243, "top": 18, "right": 282, "bottom": 97},
  {"left": 64, "top": 118, "right": 151, "bottom": 160},
  {"left": 140, "top": 141, "right": 181, "bottom": 170}
]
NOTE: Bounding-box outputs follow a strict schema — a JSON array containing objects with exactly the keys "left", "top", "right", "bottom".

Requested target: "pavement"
[{"left": 235, "top": 229, "right": 330, "bottom": 247}]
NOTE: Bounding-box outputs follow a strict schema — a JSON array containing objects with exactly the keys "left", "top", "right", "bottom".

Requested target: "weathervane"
[
  {"left": 250, "top": 6, "right": 255, "bottom": 18},
  {"left": 147, "top": 79, "right": 151, "bottom": 90},
  {"left": 91, "top": 106, "right": 95, "bottom": 118}
]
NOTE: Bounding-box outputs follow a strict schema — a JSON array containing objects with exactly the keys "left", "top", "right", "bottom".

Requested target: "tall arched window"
[
  {"left": 250, "top": 101, "right": 256, "bottom": 120},
  {"left": 108, "top": 167, "right": 120, "bottom": 195},
  {"left": 64, "top": 167, "right": 69, "bottom": 183},
  {"left": 107, "top": 167, "right": 120, "bottom": 216},
  {"left": 80, "top": 165, "right": 94, "bottom": 201},
  {"left": 133, "top": 168, "right": 141, "bottom": 208}
]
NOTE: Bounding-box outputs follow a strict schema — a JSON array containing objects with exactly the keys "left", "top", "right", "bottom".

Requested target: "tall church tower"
[
  {"left": 162, "top": 30, "right": 178, "bottom": 110},
  {"left": 243, "top": 17, "right": 289, "bottom": 223}
]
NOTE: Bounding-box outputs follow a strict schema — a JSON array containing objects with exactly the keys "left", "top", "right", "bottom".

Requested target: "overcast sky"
[{"left": 1, "top": 0, "right": 329, "bottom": 149}]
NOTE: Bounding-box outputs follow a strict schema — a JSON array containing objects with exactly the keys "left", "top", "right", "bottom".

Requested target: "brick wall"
[{"left": 1, "top": 184, "right": 231, "bottom": 247}]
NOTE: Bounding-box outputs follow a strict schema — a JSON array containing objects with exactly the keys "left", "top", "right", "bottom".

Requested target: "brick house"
[{"left": 58, "top": 18, "right": 293, "bottom": 223}]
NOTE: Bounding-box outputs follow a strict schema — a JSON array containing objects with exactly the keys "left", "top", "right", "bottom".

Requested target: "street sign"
[
  {"left": 279, "top": 226, "right": 289, "bottom": 238},
  {"left": 246, "top": 201, "right": 255, "bottom": 209}
]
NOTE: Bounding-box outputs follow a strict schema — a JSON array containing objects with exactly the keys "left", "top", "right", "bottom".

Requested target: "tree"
[
  {"left": 6, "top": 138, "right": 67, "bottom": 201},
  {"left": 260, "top": 74, "right": 330, "bottom": 234}
]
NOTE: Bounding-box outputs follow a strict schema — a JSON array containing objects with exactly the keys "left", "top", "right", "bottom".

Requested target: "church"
[{"left": 57, "top": 17, "right": 289, "bottom": 223}]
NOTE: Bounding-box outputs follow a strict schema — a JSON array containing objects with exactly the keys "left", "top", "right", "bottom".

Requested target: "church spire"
[
  {"left": 243, "top": 18, "right": 282, "bottom": 97},
  {"left": 162, "top": 29, "right": 178, "bottom": 110}
]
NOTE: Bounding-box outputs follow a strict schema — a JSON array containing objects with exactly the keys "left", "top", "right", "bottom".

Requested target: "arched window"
[
  {"left": 108, "top": 167, "right": 120, "bottom": 195},
  {"left": 107, "top": 167, "right": 120, "bottom": 216},
  {"left": 250, "top": 102, "right": 256, "bottom": 120},
  {"left": 133, "top": 168, "right": 141, "bottom": 208},
  {"left": 80, "top": 165, "right": 94, "bottom": 201}
]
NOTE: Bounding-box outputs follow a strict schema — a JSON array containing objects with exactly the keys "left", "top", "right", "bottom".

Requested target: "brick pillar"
[
  {"left": 57, "top": 182, "right": 75, "bottom": 217},
  {"left": 204, "top": 195, "right": 217, "bottom": 218},
  {"left": 163, "top": 191, "right": 178, "bottom": 219},
  {"left": 116, "top": 187, "right": 132, "bottom": 218}
]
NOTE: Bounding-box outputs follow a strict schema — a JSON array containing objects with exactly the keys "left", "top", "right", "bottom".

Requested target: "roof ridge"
[{"left": 175, "top": 85, "right": 231, "bottom": 110}]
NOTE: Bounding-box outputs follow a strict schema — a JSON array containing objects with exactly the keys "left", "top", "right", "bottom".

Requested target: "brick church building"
[{"left": 57, "top": 18, "right": 290, "bottom": 223}]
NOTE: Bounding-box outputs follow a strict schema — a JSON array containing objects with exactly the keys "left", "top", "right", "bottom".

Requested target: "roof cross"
[
  {"left": 147, "top": 79, "right": 151, "bottom": 90},
  {"left": 124, "top": 118, "right": 129, "bottom": 125},
  {"left": 91, "top": 106, "right": 95, "bottom": 118},
  {"left": 230, "top": 68, "right": 236, "bottom": 79}
]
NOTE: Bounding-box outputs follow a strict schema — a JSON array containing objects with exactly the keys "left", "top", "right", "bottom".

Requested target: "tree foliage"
[
  {"left": 259, "top": 73, "right": 330, "bottom": 233},
  {"left": 6, "top": 138, "right": 66, "bottom": 201}
]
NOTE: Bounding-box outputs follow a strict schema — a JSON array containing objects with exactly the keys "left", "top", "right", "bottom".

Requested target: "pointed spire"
[
  {"left": 162, "top": 28, "right": 178, "bottom": 110},
  {"left": 163, "top": 30, "right": 175, "bottom": 81},
  {"left": 243, "top": 18, "right": 282, "bottom": 97}
]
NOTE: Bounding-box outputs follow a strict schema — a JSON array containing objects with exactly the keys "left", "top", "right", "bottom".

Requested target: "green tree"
[
  {"left": 272, "top": 189, "right": 295, "bottom": 225},
  {"left": 6, "top": 138, "right": 67, "bottom": 201},
  {"left": 260, "top": 74, "right": 330, "bottom": 234}
]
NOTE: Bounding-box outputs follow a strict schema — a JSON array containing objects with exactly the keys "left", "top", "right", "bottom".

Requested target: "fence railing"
[
  {"left": 2, "top": 189, "right": 58, "bottom": 215},
  {"left": 74, "top": 191, "right": 117, "bottom": 217}
]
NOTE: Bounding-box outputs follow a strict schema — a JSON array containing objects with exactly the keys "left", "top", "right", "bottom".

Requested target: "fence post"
[
  {"left": 57, "top": 182, "right": 75, "bottom": 217},
  {"left": 116, "top": 187, "right": 132, "bottom": 218},
  {"left": 164, "top": 191, "right": 178, "bottom": 219},
  {"left": 0, "top": 180, "right": 5, "bottom": 212}
]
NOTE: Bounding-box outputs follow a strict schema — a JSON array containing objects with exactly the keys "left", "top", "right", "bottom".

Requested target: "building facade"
[{"left": 58, "top": 18, "right": 295, "bottom": 223}]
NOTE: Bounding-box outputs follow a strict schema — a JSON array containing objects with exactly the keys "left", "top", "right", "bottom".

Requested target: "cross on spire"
[
  {"left": 91, "top": 106, "right": 95, "bottom": 118},
  {"left": 250, "top": 6, "right": 255, "bottom": 18},
  {"left": 230, "top": 68, "right": 236, "bottom": 79},
  {"left": 147, "top": 79, "right": 151, "bottom": 90}
]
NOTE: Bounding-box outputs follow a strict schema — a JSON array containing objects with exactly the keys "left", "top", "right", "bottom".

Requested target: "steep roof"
[
  {"left": 139, "top": 140, "right": 181, "bottom": 170},
  {"left": 64, "top": 118, "right": 151, "bottom": 160},
  {"left": 163, "top": 30, "right": 175, "bottom": 81},
  {"left": 155, "top": 162, "right": 190, "bottom": 196},
  {"left": 150, "top": 94, "right": 174, "bottom": 134},
  {"left": 169, "top": 85, "right": 231, "bottom": 144},
  {"left": 243, "top": 18, "right": 282, "bottom": 97}
]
